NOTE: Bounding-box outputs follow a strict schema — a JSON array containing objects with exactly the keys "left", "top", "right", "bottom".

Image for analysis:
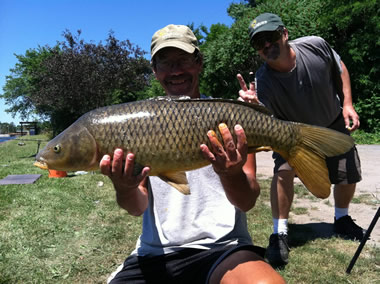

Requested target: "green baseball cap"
[
  {"left": 248, "top": 13, "right": 284, "bottom": 41},
  {"left": 151, "top": 24, "right": 200, "bottom": 59}
]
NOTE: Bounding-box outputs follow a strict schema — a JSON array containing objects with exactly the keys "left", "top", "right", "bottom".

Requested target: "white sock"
[
  {"left": 335, "top": 207, "right": 349, "bottom": 220},
  {"left": 273, "top": 218, "right": 288, "bottom": 235}
]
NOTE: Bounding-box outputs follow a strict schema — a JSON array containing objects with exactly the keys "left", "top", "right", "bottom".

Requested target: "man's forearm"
[
  {"left": 220, "top": 170, "right": 260, "bottom": 212},
  {"left": 340, "top": 61, "right": 353, "bottom": 107},
  {"left": 115, "top": 184, "right": 148, "bottom": 216}
]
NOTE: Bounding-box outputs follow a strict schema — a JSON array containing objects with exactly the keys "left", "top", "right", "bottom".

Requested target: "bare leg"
[
  {"left": 271, "top": 170, "right": 296, "bottom": 219},
  {"left": 209, "top": 250, "right": 285, "bottom": 284},
  {"left": 334, "top": 183, "right": 356, "bottom": 208}
]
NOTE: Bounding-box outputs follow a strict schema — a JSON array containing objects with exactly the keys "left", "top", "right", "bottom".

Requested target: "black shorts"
[
  {"left": 273, "top": 113, "right": 362, "bottom": 185},
  {"left": 108, "top": 244, "right": 265, "bottom": 284}
]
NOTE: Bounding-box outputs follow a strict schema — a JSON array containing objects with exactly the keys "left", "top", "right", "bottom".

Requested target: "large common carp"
[{"left": 34, "top": 97, "right": 354, "bottom": 198}]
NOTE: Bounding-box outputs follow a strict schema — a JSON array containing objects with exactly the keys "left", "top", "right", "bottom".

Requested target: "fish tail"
[{"left": 283, "top": 124, "right": 354, "bottom": 198}]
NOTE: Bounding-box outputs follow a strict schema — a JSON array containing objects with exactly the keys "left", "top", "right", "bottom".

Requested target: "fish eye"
[{"left": 53, "top": 145, "right": 61, "bottom": 153}]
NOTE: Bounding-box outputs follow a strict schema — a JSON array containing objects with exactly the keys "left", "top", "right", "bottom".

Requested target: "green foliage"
[
  {"left": 1, "top": 47, "right": 54, "bottom": 119},
  {"left": 0, "top": 122, "right": 17, "bottom": 134},
  {"left": 199, "top": 24, "right": 229, "bottom": 51},
  {"left": 351, "top": 129, "right": 380, "bottom": 144},
  {"left": 200, "top": 19, "right": 260, "bottom": 98},
  {"left": 318, "top": 0, "right": 380, "bottom": 133},
  {"left": 188, "top": 22, "right": 209, "bottom": 46},
  {"left": 1, "top": 30, "right": 151, "bottom": 134},
  {"left": 135, "top": 75, "right": 166, "bottom": 101},
  {"left": 227, "top": 1, "right": 253, "bottom": 20}
]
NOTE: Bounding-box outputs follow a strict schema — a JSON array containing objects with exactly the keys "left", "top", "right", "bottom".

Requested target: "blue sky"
[{"left": 0, "top": 0, "right": 237, "bottom": 125}]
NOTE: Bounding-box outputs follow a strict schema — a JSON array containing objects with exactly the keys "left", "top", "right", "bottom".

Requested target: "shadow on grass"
[{"left": 288, "top": 222, "right": 335, "bottom": 247}]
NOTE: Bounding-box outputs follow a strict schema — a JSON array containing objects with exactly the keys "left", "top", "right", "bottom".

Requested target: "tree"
[
  {"left": 136, "top": 76, "right": 166, "bottom": 100},
  {"left": 1, "top": 47, "right": 53, "bottom": 120},
  {"left": 200, "top": 19, "right": 260, "bottom": 98},
  {"left": 1, "top": 30, "right": 151, "bottom": 134},
  {"left": 318, "top": 0, "right": 380, "bottom": 132},
  {"left": 0, "top": 122, "right": 16, "bottom": 134}
]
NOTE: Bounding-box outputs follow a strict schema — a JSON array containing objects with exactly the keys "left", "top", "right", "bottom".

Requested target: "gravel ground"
[{"left": 255, "top": 144, "right": 380, "bottom": 247}]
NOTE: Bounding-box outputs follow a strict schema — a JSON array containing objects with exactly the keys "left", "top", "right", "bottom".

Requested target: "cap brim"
[
  {"left": 151, "top": 41, "right": 196, "bottom": 58},
  {"left": 251, "top": 23, "right": 280, "bottom": 38}
]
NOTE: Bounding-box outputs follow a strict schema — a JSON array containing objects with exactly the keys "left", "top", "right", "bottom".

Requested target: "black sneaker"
[
  {"left": 334, "top": 215, "right": 366, "bottom": 241},
  {"left": 265, "top": 233, "right": 290, "bottom": 267}
]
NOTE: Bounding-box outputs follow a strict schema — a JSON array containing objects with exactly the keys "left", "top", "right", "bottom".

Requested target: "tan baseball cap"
[{"left": 151, "top": 24, "right": 200, "bottom": 59}]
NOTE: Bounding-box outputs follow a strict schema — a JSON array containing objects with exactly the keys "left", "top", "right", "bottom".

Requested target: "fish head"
[{"left": 35, "top": 123, "right": 99, "bottom": 171}]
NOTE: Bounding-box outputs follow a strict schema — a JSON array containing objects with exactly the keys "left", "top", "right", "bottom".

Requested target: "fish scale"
[
  {"left": 86, "top": 99, "right": 249, "bottom": 169},
  {"left": 35, "top": 97, "right": 354, "bottom": 198},
  {"left": 88, "top": 99, "right": 296, "bottom": 170}
]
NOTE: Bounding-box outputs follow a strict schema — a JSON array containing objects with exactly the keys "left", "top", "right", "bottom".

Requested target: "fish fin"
[
  {"left": 298, "top": 124, "right": 354, "bottom": 157},
  {"left": 287, "top": 146, "right": 331, "bottom": 198},
  {"left": 158, "top": 172, "right": 191, "bottom": 195},
  {"left": 234, "top": 100, "right": 273, "bottom": 116},
  {"left": 285, "top": 125, "right": 354, "bottom": 199},
  {"left": 248, "top": 146, "right": 273, "bottom": 153}
]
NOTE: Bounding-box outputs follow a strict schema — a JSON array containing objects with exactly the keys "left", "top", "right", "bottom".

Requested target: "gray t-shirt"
[
  {"left": 131, "top": 165, "right": 253, "bottom": 256},
  {"left": 256, "top": 36, "right": 342, "bottom": 127}
]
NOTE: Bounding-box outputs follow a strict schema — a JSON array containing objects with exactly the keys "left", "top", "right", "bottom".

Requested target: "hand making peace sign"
[{"left": 237, "top": 72, "right": 260, "bottom": 104}]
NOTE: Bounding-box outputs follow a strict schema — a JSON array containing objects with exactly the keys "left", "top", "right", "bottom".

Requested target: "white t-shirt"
[{"left": 131, "top": 165, "right": 253, "bottom": 256}]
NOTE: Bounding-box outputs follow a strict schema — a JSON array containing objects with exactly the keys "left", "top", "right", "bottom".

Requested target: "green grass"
[
  {"left": 351, "top": 194, "right": 380, "bottom": 207},
  {"left": 1, "top": 136, "right": 379, "bottom": 283}
]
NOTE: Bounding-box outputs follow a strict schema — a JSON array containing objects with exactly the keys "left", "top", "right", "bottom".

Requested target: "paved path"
[{"left": 255, "top": 145, "right": 380, "bottom": 246}]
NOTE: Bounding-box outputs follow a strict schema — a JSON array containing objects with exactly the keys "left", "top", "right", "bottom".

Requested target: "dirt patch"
[{"left": 255, "top": 145, "right": 380, "bottom": 247}]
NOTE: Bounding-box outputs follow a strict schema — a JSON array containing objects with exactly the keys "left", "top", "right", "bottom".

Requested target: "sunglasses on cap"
[{"left": 251, "top": 29, "right": 283, "bottom": 50}]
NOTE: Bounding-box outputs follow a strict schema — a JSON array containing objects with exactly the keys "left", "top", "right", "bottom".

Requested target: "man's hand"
[
  {"left": 200, "top": 123, "right": 247, "bottom": 177},
  {"left": 201, "top": 124, "right": 259, "bottom": 211},
  {"left": 100, "top": 149, "right": 150, "bottom": 193},
  {"left": 237, "top": 73, "right": 260, "bottom": 104},
  {"left": 343, "top": 105, "right": 360, "bottom": 132},
  {"left": 100, "top": 149, "right": 150, "bottom": 215}
]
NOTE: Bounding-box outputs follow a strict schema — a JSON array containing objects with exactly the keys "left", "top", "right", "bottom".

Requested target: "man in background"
[{"left": 238, "top": 13, "right": 364, "bottom": 267}]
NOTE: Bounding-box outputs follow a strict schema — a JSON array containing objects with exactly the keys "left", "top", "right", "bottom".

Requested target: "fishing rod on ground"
[{"left": 346, "top": 206, "right": 380, "bottom": 274}]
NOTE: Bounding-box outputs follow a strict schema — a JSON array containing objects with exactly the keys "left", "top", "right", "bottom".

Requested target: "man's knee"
[
  {"left": 272, "top": 169, "right": 295, "bottom": 190},
  {"left": 209, "top": 250, "right": 285, "bottom": 284}
]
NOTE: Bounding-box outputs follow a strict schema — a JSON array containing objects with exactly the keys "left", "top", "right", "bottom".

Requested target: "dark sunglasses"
[{"left": 251, "top": 30, "right": 283, "bottom": 50}]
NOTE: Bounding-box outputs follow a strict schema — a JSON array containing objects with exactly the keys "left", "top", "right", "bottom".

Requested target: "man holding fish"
[
  {"left": 101, "top": 25, "right": 285, "bottom": 283},
  {"left": 238, "top": 13, "right": 364, "bottom": 267},
  {"left": 34, "top": 21, "right": 357, "bottom": 280}
]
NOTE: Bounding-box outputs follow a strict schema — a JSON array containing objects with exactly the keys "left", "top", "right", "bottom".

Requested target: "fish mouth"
[{"left": 34, "top": 160, "right": 49, "bottom": 170}]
